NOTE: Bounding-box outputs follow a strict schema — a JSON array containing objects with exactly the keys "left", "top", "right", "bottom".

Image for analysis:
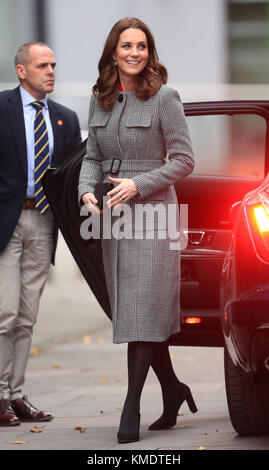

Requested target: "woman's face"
[{"left": 113, "top": 28, "right": 149, "bottom": 85}]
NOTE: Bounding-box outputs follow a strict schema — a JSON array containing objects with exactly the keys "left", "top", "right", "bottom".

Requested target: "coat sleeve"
[
  {"left": 132, "top": 86, "right": 194, "bottom": 199},
  {"left": 78, "top": 94, "right": 103, "bottom": 203}
]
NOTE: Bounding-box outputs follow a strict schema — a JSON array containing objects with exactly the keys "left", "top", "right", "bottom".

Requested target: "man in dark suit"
[{"left": 0, "top": 42, "right": 81, "bottom": 425}]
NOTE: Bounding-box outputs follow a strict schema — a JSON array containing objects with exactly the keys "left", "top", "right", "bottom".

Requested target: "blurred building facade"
[
  {"left": 1, "top": 0, "right": 269, "bottom": 127},
  {"left": 0, "top": 0, "right": 226, "bottom": 128}
]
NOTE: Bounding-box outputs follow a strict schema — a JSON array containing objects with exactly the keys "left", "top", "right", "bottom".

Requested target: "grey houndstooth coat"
[{"left": 78, "top": 85, "right": 194, "bottom": 343}]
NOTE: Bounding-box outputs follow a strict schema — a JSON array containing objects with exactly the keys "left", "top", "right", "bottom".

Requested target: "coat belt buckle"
[{"left": 110, "top": 158, "right": 121, "bottom": 175}]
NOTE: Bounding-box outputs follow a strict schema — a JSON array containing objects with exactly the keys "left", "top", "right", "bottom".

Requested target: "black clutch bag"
[{"left": 94, "top": 182, "right": 114, "bottom": 209}]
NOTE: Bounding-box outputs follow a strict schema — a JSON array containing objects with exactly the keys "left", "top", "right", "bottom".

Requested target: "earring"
[{"left": 113, "top": 58, "right": 117, "bottom": 67}]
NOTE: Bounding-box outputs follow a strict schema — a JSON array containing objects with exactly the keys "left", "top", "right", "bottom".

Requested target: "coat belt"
[{"left": 101, "top": 159, "right": 164, "bottom": 174}]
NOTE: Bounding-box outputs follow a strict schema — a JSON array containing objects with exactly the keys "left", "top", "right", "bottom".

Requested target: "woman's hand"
[
  {"left": 106, "top": 176, "right": 138, "bottom": 208},
  {"left": 81, "top": 192, "right": 101, "bottom": 214}
]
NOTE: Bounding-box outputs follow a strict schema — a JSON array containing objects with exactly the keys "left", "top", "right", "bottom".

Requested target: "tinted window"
[{"left": 186, "top": 113, "right": 266, "bottom": 178}]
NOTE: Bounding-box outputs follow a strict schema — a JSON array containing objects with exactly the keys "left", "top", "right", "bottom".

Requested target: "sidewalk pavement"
[{"left": 2, "top": 236, "right": 268, "bottom": 452}]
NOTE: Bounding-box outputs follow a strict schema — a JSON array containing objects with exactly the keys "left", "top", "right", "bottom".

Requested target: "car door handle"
[{"left": 188, "top": 231, "right": 205, "bottom": 245}]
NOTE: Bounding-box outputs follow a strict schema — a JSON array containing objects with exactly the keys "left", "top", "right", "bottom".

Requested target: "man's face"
[{"left": 16, "top": 44, "right": 56, "bottom": 99}]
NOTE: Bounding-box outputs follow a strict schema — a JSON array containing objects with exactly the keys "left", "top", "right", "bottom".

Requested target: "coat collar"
[{"left": 47, "top": 99, "right": 64, "bottom": 166}]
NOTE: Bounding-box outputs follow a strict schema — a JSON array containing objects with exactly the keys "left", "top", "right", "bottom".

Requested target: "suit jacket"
[{"left": 0, "top": 86, "right": 81, "bottom": 262}]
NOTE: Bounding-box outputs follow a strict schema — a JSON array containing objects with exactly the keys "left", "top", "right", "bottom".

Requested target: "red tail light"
[
  {"left": 253, "top": 206, "right": 269, "bottom": 233},
  {"left": 184, "top": 317, "right": 202, "bottom": 324},
  {"left": 247, "top": 202, "right": 269, "bottom": 261}
]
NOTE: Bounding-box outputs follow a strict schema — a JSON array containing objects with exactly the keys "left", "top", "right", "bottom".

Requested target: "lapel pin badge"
[{"left": 57, "top": 119, "right": 63, "bottom": 126}]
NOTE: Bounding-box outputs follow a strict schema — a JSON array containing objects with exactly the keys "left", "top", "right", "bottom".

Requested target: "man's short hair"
[{"left": 14, "top": 41, "right": 51, "bottom": 67}]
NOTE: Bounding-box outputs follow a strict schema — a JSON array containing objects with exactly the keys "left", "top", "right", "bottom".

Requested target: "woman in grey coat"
[{"left": 78, "top": 17, "right": 197, "bottom": 443}]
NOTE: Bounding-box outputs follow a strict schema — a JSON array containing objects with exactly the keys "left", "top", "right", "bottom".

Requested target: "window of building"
[{"left": 228, "top": 0, "right": 269, "bottom": 83}]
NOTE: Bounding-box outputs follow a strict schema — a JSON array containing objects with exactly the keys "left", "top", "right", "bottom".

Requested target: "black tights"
[{"left": 119, "top": 341, "right": 180, "bottom": 434}]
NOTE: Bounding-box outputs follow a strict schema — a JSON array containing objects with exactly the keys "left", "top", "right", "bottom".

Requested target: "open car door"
[
  {"left": 43, "top": 142, "right": 112, "bottom": 320},
  {"left": 173, "top": 100, "right": 269, "bottom": 346}
]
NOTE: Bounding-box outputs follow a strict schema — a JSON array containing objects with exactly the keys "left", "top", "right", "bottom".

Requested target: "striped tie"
[{"left": 32, "top": 101, "right": 50, "bottom": 214}]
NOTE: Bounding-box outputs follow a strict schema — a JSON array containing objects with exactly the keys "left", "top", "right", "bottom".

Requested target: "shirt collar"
[{"left": 19, "top": 85, "right": 48, "bottom": 110}]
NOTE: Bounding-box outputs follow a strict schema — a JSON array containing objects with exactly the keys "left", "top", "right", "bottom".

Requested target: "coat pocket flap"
[
  {"left": 126, "top": 114, "right": 152, "bottom": 128},
  {"left": 89, "top": 114, "right": 111, "bottom": 127}
]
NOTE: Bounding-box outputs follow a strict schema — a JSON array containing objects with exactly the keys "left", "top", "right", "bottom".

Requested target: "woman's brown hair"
[{"left": 93, "top": 17, "right": 167, "bottom": 111}]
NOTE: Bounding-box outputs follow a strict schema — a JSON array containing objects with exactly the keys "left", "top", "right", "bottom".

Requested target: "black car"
[
  {"left": 221, "top": 175, "right": 269, "bottom": 436},
  {"left": 43, "top": 99, "right": 269, "bottom": 436}
]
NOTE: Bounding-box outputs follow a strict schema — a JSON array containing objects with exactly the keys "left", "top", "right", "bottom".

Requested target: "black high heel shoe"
[
  {"left": 148, "top": 383, "right": 197, "bottom": 431},
  {"left": 117, "top": 411, "right": 141, "bottom": 444}
]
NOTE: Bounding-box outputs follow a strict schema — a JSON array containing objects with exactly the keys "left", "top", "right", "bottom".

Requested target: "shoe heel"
[{"left": 186, "top": 390, "right": 198, "bottom": 413}]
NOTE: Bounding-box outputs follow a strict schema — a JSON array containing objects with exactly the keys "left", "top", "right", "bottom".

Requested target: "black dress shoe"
[
  {"left": 11, "top": 395, "right": 53, "bottom": 422},
  {"left": 0, "top": 399, "right": 20, "bottom": 426},
  {"left": 148, "top": 383, "right": 198, "bottom": 431}
]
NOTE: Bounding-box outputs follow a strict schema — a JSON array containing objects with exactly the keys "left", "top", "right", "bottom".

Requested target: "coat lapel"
[
  {"left": 6, "top": 87, "right": 28, "bottom": 180},
  {"left": 5, "top": 89, "right": 66, "bottom": 181},
  {"left": 48, "top": 100, "right": 64, "bottom": 167}
]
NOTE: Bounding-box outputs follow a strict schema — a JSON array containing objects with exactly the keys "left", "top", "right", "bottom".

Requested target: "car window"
[{"left": 186, "top": 113, "right": 266, "bottom": 179}]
